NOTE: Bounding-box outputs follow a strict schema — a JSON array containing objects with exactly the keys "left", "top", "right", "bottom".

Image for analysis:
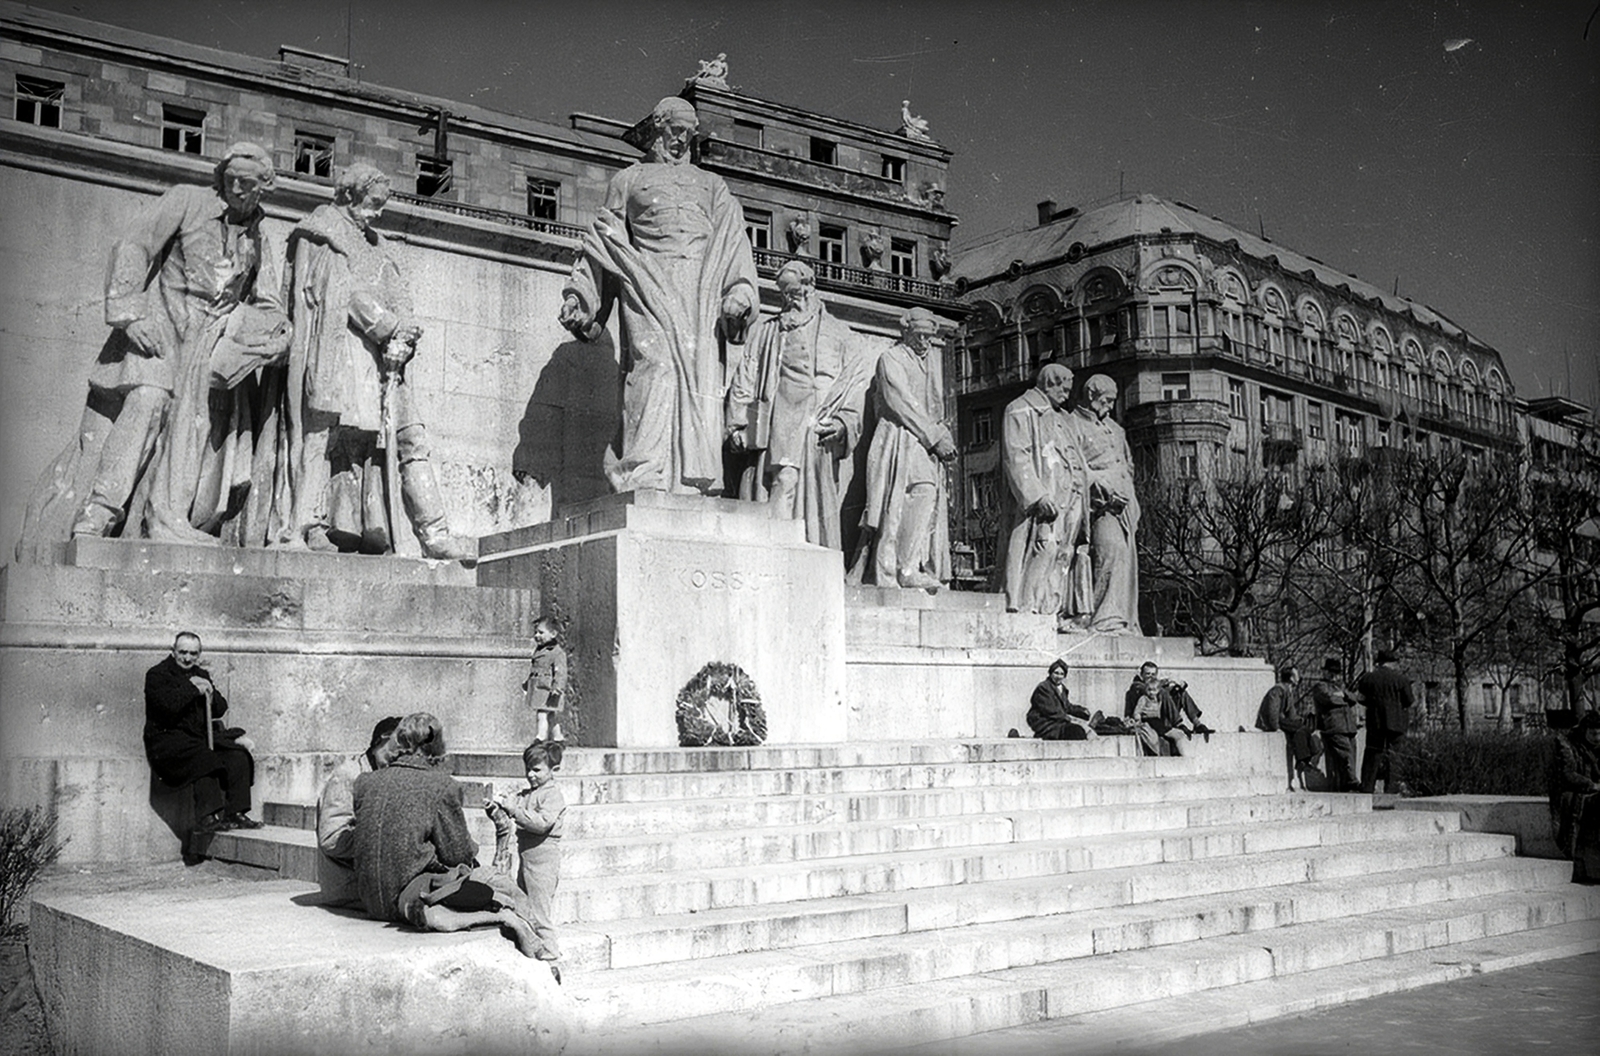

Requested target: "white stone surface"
[{"left": 30, "top": 881, "right": 573, "bottom": 1056}]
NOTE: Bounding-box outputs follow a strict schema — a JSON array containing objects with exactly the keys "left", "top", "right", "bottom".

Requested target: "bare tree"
[
  {"left": 1357, "top": 446, "right": 1544, "bottom": 730},
  {"left": 1137, "top": 451, "right": 1320, "bottom": 657}
]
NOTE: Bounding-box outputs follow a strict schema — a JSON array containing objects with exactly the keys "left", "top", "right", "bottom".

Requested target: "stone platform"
[
  {"left": 30, "top": 881, "right": 571, "bottom": 1056},
  {"left": 32, "top": 736, "right": 1600, "bottom": 1056}
]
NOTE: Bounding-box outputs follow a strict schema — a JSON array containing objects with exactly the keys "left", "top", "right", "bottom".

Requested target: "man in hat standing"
[
  {"left": 1312, "top": 657, "right": 1360, "bottom": 792},
  {"left": 1356, "top": 649, "right": 1414, "bottom": 794}
]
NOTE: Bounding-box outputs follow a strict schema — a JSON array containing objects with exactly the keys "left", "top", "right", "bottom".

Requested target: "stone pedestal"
[{"left": 478, "top": 492, "right": 848, "bottom": 748}]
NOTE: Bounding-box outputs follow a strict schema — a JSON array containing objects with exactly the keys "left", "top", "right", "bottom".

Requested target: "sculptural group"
[{"left": 16, "top": 93, "right": 1141, "bottom": 630}]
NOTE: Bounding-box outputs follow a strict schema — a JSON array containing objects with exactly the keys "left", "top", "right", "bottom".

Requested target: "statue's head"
[
  {"left": 648, "top": 97, "right": 699, "bottom": 165},
  {"left": 899, "top": 307, "right": 940, "bottom": 353},
  {"left": 775, "top": 261, "right": 816, "bottom": 313},
  {"left": 1083, "top": 374, "right": 1118, "bottom": 419},
  {"left": 334, "top": 162, "right": 392, "bottom": 232},
  {"left": 1037, "top": 363, "right": 1074, "bottom": 411},
  {"left": 212, "top": 142, "right": 275, "bottom": 216}
]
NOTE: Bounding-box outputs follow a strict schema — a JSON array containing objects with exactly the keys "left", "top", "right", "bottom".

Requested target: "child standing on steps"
[
  {"left": 486, "top": 739, "right": 567, "bottom": 979},
  {"left": 523, "top": 617, "right": 567, "bottom": 743}
]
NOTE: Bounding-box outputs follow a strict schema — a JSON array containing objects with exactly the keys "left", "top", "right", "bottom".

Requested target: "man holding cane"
[{"left": 143, "top": 632, "right": 261, "bottom": 834}]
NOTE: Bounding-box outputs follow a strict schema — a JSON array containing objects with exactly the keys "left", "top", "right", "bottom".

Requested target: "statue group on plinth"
[
  {"left": 996, "top": 367, "right": 1142, "bottom": 635},
  {"left": 17, "top": 147, "right": 470, "bottom": 560}
]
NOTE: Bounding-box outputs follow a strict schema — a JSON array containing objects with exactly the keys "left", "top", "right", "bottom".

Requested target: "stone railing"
[
  {"left": 389, "top": 190, "right": 586, "bottom": 240},
  {"left": 700, "top": 138, "right": 913, "bottom": 204},
  {"left": 752, "top": 248, "right": 957, "bottom": 305}
]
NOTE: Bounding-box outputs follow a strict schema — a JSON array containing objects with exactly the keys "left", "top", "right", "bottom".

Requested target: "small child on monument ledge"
[
  {"left": 486, "top": 739, "right": 568, "bottom": 981},
  {"left": 523, "top": 617, "right": 567, "bottom": 743}
]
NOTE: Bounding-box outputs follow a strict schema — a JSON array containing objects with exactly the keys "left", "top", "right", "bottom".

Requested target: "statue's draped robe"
[
  {"left": 1064, "top": 407, "right": 1141, "bottom": 633},
  {"left": 863, "top": 341, "right": 953, "bottom": 584},
  {"left": 997, "top": 388, "right": 1087, "bottom": 615},
  {"left": 566, "top": 162, "right": 757, "bottom": 494},
  {"left": 727, "top": 304, "right": 874, "bottom": 547},
  {"left": 108, "top": 186, "right": 281, "bottom": 542},
  {"left": 268, "top": 205, "right": 412, "bottom": 547}
]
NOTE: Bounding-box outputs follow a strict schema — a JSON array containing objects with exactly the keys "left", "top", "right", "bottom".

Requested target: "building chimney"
[{"left": 1036, "top": 199, "right": 1058, "bottom": 226}]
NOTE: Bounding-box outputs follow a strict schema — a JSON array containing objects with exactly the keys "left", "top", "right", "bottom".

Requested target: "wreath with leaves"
[{"left": 675, "top": 662, "right": 768, "bottom": 747}]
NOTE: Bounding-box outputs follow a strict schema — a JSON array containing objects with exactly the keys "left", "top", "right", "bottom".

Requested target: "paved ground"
[{"left": 1131, "top": 952, "right": 1599, "bottom": 1056}]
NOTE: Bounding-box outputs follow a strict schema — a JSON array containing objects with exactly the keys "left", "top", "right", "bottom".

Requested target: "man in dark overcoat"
[
  {"left": 1312, "top": 657, "right": 1360, "bottom": 792},
  {"left": 144, "top": 631, "right": 260, "bottom": 832},
  {"left": 1355, "top": 648, "right": 1414, "bottom": 793}
]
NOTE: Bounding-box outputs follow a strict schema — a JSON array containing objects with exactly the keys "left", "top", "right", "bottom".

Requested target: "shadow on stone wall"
[{"left": 513, "top": 336, "right": 619, "bottom": 512}]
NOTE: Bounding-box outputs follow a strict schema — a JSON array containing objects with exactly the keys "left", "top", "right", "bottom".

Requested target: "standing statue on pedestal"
[
  {"left": 16, "top": 143, "right": 289, "bottom": 555},
  {"left": 998, "top": 364, "right": 1088, "bottom": 619},
  {"left": 726, "top": 261, "right": 875, "bottom": 547},
  {"left": 860, "top": 307, "right": 956, "bottom": 590},
  {"left": 1063, "top": 374, "right": 1142, "bottom": 634},
  {"left": 273, "top": 162, "right": 471, "bottom": 559},
  {"left": 559, "top": 96, "right": 759, "bottom": 495}
]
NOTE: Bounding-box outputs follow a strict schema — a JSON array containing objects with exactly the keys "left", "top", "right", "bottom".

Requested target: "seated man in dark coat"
[
  {"left": 1026, "top": 659, "right": 1096, "bottom": 740},
  {"left": 143, "top": 631, "right": 262, "bottom": 833},
  {"left": 352, "top": 712, "right": 550, "bottom": 968}
]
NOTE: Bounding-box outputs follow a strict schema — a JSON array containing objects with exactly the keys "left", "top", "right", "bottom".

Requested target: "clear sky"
[{"left": 28, "top": 0, "right": 1599, "bottom": 402}]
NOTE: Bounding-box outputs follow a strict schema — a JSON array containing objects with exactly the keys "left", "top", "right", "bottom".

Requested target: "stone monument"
[
  {"left": 998, "top": 363, "right": 1087, "bottom": 619},
  {"left": 273, "top": 161, "right": 471, "bottom": 559},
  {"left": 725, "top": 260, "right": 875, "bottom": 548},
  {"left": 559, "top": 96, "right": 758, "bottom": 496},
  {"left": 859, "top": 307, "right": 956, "bottom": 590},
  {"left": 1064, "top": 373, "right": 1142, "bottom": 634}
]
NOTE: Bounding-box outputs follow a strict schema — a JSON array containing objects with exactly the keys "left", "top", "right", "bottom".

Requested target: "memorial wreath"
[{"left": 674, "top": 661, "right": 768, "bottom": 747}]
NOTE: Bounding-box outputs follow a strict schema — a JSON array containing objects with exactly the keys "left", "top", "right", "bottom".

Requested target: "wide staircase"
[{"left": 201, "top": 733, "right": 1600, "bottom": 1055}]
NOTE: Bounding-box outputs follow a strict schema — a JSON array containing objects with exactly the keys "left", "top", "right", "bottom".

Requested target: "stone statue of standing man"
[
  {"left": 998, "top": 363, "right": 1087, "bottom": 619},
  {"left": 725, "top": 260, "right": 874, "bottom": 547},
  {"left": 1064, "top": 374, "right": 1142, "bottom": 634},
  {"left": 559, "top": 96, "right": 758, "bottom": 495},
  {"left": 861, "top": 307, "right": 956, "bottom": 590}
]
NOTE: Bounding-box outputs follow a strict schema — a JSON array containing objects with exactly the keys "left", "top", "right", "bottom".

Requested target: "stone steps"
[
  {"left": 576, "top": 883, "right": 1600, "bottom": 1055},
  {"left": 901, "top": 919, "right": 1600, "bottom": 1056},
  {"left": 554, "top": 833, "right": 1520, "bottom": 974},
  {"left": 206, "top": 795, "right": 1445, "bottom": 918}
]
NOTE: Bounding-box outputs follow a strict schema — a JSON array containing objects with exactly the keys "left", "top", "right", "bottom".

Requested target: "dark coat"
[
  {"left": 1027, "top": 679, "right": 1091, "bottom": 740},
  {"left": 1356, "top": 665, "right": 1413, "bottom": 735},
  {"left": 1312, "top": 679, "right": 1359, "bottom": 735},
  {"left": 353, "top": 755, "right": 478, "bottom": 922},
  {"left": 143, "top": 655, "right": 231, "bottom": 786},
  {"left": 1255, "top": 683, "right": 1302, "bottom": 733}
]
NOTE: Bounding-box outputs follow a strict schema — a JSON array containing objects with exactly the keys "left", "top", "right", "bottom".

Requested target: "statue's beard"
[{"left": 779, "top": 298, "right": 819, "bottom": 329}]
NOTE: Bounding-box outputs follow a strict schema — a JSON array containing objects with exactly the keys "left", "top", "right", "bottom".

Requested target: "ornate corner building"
[{"left": 948, "top": 193, "right": 1525, "bottom": 576}]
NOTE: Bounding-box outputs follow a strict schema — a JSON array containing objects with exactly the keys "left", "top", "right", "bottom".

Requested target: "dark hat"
[
  {"left": 1322, "top": 657, "right": 1343, "bottom": 675},
  {"left": 1375, "top": 648, "right": 1399, "bottom": 664}
]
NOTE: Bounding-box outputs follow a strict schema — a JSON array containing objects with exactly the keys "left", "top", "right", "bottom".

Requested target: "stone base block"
[
  {"left": 30, "top": 882, "right": 572, "bottom": 1056},
  {"left": 479, "top": 492, "right": 847, "bottom": 748}
]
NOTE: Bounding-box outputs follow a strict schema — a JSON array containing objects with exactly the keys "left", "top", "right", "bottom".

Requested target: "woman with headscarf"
[{"left": 1550, "top": 709, "right": 1600, "bottom": 884}]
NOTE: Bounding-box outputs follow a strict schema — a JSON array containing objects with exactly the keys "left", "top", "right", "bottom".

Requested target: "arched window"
[
  {"left": 1259, "top": 285, "right": 1288, "bottom": 366},
  {"left": 1144, "top": 264, "right": 1198, "bottom": 353},
  {"left": 1296, "top": 297, "right": 1327, "bottom": 370},
  {"left": 1370, "top": 326, "right": 1394, "bottom": 390},
  {"left": 1217, "top": 270, "right": 1250, "bottom": 358}
]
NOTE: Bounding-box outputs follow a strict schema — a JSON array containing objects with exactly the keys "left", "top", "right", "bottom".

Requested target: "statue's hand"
[
  {"left": 383, "top": 336, "right": 416, "bottom": 370},
  {"left": 720, "top": 287, "right": 756, "bottom": 343},
  {"left": 559, "top": 293, "right": 594, "bottom": 336},
  {"left": 727, "top": 427, "right": 747, "bottom": 453},
  {"left": 1033, "top": 497, "right": 1060, "bottom": 522},
  {"left": 815, "top": 417, "right": 846, "bottom": 446},
  {"left": 931, "top": 435, "right": 957, "bottom": 462},
  {"left": 123, "top": 319, "right": 161, "bottom": 357}
]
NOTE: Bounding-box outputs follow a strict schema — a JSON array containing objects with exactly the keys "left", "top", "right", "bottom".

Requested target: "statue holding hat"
[
  {"left": 16, "top": 142, "right": 290, "bottom": 554},
  {"left": 725, "top": 259, "right": 875, "bottom": 547},
  {"left": 559, "top": 96, "right": 758, "bottom": 495}
]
